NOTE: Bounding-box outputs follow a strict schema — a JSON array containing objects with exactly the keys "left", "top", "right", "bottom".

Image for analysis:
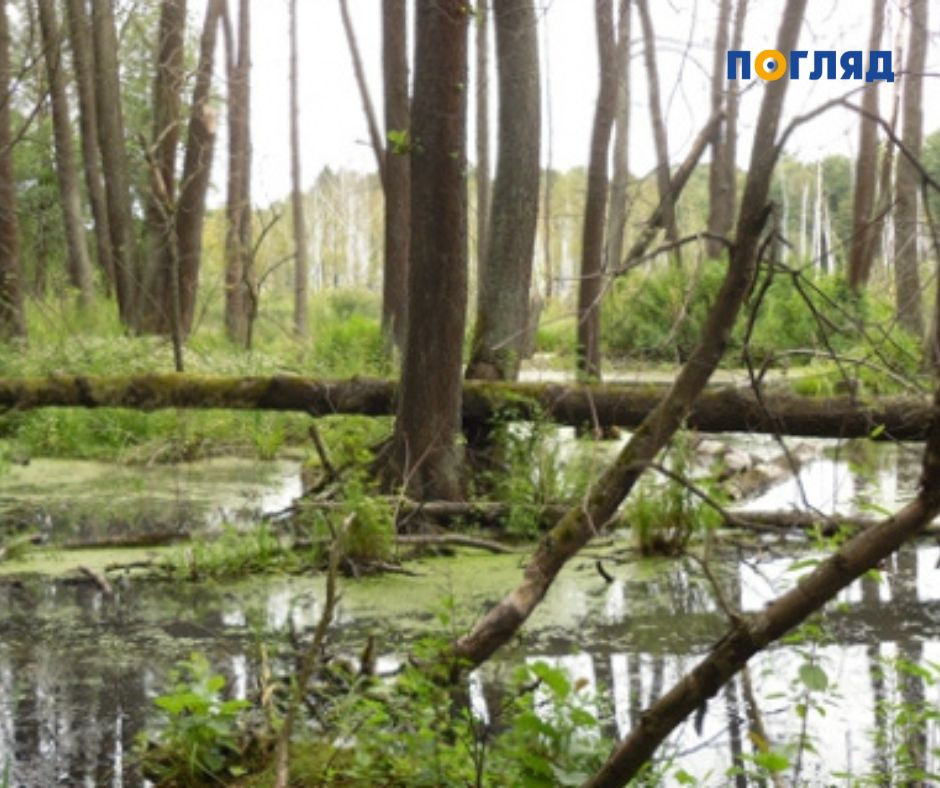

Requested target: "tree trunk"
[
  {"left": 706, "top": 0, "right": 733, "bottom": 258},
  {"left": 541, "top": 17, "right": 553, "bottom": 300},
  {"left": 466, "top": 0, "right": 540, "bottom": 381},
  {"left": 381, "top": 0, "right": 409, "bottom": 350},
  {"left": 636, "top": 0, "right": 679, "bottom": 245},
  {"left": 91, "top": 0, "right": 137, "bottom": 325},
  {"left": 64, "top": 0, "right": 114, "bottom": 294},
  {"left": 475, "top": 0, "right": 490, "bottom": 295},
  {"left": 224, "top": 0, "right": 253, "bottom": 347},
  {"left": 387, "top": 0, "right": 469, "bottom": 501},
  {"left": 587, "top": 392, "right": 940, "bottom": 785},
  {"left": 139, "top": 0, "right": 187, "bottom": 335},
  {"left": 175, "top": 0, "right": 223, "bottom": 336},
  {"left": 0, "top": 0, "right": 24, "bottom": 341},
  {"left": 451, "top": 0, "right": 809, "bottom": 674},
  {"left": 338, "top": 0, "right": 386, "bottom": 186},
  {"left": 725, "top": 0, "right": 746, "bottom": 228},
  {"left": 848, "top": 0, "right": 887, "bottom": 292},
  {"left": 38, "top": 0, "right": 95, "bottom": 308},
  {"left": 0, "top": 374, "right": 932, "bottom": 442},
  {"left": 893, "top": 0, "right": 927, "bottom": 338},
  {"left": 605, "top": 0, "right": 631, "bottom": 272},
  {"left": 575, "top": 0, "right": 617, "bottom": 381},
  {"left": 289, "top": 0, "right": 308, "bottom": 340}
]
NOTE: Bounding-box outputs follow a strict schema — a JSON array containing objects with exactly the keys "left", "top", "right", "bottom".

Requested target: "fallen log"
[{"left": 0, "top": 373, "right": 932, "bottom": 440}]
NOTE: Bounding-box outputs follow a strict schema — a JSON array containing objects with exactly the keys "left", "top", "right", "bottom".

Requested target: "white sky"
[{"left": 189, "top": 0, "right": 940, "bottom": 206}]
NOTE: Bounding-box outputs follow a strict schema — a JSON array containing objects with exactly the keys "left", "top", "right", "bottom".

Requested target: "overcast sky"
[{"left": 190, "top": 0, "right": 940, "bottom": 206}]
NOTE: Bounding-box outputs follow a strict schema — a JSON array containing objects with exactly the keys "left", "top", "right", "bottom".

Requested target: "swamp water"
[{"left": 0, "top": 441, "right": 937, "bottom": 786}]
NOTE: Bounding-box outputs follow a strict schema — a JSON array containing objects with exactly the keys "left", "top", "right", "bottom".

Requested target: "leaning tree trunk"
[
  {"left": 0, "top": 0, "right": 24, "bottom": 341},
  {"left": 894, "top": 0, "right": 927, "bottom": 338},
  {"left": 451, "top": 0, "right": 808, "bottom": 676},
  {"left": 289, "top": 0, "right": 308, "bottom": 340},
  {"left": 706, "top": 0, "right": 733, "bottom": 258},
  {"left": 175, "top": 0, "right": 223, "bottom": 336},
  {"left": 575, "top": 0, "right": 618, "bottom": 381},
  {"left": 64, "top": 0, "right": 114, "bottom": 294},
  {"left": 466, "top": 0, "right": 540, "bottom": 381},
  {"left": 848, "top": 0, "right": 887, "bottom": 292},
  {"left": 139, "top": 0, "right": 187, "bottom": 335},
  {"left": 587, "top": 386, "right": 940, "bottom": 784},
  {"left": 37, "top": 0, "right": 94, "bottom": 308},
  {"left": 636, "top": 0, "right": 679, "bottom": 246},
  {"left": 386, "top": 0, "right": 469, "bottom": 501},
  {"left": 605, "top": 0, "right": 631, "bottom": 272},
  {"left": 339, "top": 0, "right": 386, "bottom": 185},
  {"left": 224, "top": 0, "right": 253, "bottom": 347},
  {"left": 381, "top": 0, "right": 409, "bottom": 349},
  {"left": 91, "top": 0, "right": 137, "bottom": 326}
]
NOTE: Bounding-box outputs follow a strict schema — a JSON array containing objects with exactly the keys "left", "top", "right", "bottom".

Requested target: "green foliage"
[
  {"left": 299, "top": 474, "right": 394, "bottom": 565},
  {"left": 165, "top": 523, "right": 294, "bottom": 580},
  {"left": 139, "top": 653, "right": 253, "bottom": 786},
  {"left": 273, "top": 617, "right": 609, "bottom": 786},
  {"left": 601, "top": 261, "right": 922, "bottom": 390},
  {"left": 624, "top": 436, "right": 722, "bottom": 555}
]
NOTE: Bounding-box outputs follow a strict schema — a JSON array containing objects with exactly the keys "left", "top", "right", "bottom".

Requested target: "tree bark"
[
  {"left": 64, "top": 0, "right": 114, "bottom": 294},
  {"left": 475, "top": 0, "right": 490, "bottom": 295},
  {"left": 37, "top": 0, "right": 95, "bottom": 308},
  {"left": 387, "top": 0, "right": 470, "bottom": 501},
  {"left": 605, "top": 0, "right": 631, "bottom": 272},
  {"left": 91, "top": 0, "right": 137, "bottom": 325},
  {"left": 175, "top": 0, "right": 223, "bottom": 336},
  {"left": 0, "top": 0, "right": 24, "bottom": 341},
  {"left": 706, "top": 0, "right": 734, "bottom": 258},
  {"left": 636, "top": 0, "right": 679, "bottom": 245},
  {"left": 575, "top": 0, "right": 618, "bottom": 381},
  {"left": 466, "top": 0, "right": 540, "bottom": 381},
  {"left": 0, "top": 374, "right": 932, "bottom": 441},
  {"left": 381, "top": 0, "right": 409, "bottom": 350},
  {"left": 848, "top": 0, "right": 887, "bottom": 291},
  {"left": 289, "top": 0, "right": 308, "bottom": 340},
  {"left": 451, "top": 0, "right": 809, "bottom": 674},
  {"left": 224, "top": 0, "right": 253, "bottom": 347},
  {"left": 339, "top": 0, "right": 386, "bottom": 188},
  {"left": 586, "top": 392, "right": 940, "bottom": 785},
  {"left": 139, "top": 0, "right": 187, "bottom": 335},
  {"left": 893, "top": 0, "right": 927, "bottom": 337}
]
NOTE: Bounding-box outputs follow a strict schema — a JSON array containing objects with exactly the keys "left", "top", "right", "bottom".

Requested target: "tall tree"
[
  {"left": 289, "top": 0, "right": 308, "bottom": 339},
  {"left": 475, "top": 0, "right": 490, "bottom": 289},
  {"left": 139, "top": 0, "right": 187, "bottom": 333},
  {"left": 37, "top": 0, "right": 94, "bottom": 307},
  {"left": 224, "top": 0, "right": 253, "bottom": 346},
  {"left": 387, "top": 0, "right": 469, "bottom": 500},
  {"left": 0, "top": 0, "right": 24, "bottom": 341},
  {"left": 176, "top": 0, "right": 223, "bottom": 336},
  {"left": 466, "top": 0, "right": 540, "bottom": 381},
  {"left": 64, "top": 0, "right": 114, "bottom": 293},
  {"left": 605, "top": 0, "right": 631, "bottom": 273},
  {"left": 91, "top": 0, "right": 137, "bottom": 324},
  {"left": 847, "top": 0, "right": 887, "bottom": 291},
  {"left": 575, "top": 0, "right": 618, "bottom": 380},
  {"left": 636, "top": 0, "right": 679, "bottom": 245},
  {"left": 706, "top": 0, "right": 734, "bottom": 258},
  {"left": 453, "top": 0, "right": 808, "bottom": 683},
  {"left": 381, "top": 0, "right": 409, "bottom": 349},
  {"left": 893, "top": 0, "right": 927, "bottom": 337}
]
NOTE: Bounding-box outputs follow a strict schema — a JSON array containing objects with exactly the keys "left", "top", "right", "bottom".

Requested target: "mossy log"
[{"left": 0, "top": 373, "right": 932, "bottom": 440}]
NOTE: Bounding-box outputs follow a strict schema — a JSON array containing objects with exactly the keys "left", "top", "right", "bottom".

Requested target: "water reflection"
[{"left": 3, "top": 438, "right": 940, "bottom": 784}]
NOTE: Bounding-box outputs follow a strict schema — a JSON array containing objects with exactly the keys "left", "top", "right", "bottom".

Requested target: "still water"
[{"left": 0, "top": 439, "right": 936, "bottom": 786}]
